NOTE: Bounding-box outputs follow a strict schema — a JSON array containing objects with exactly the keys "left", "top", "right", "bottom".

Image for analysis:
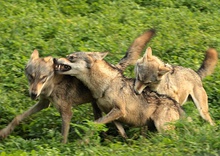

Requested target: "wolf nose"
[
  {"left": 30, "top": 92, "right": 38, "bottom": 100},
  {"left": 53, "top": 58, "right": 58, "bottom": 64}
]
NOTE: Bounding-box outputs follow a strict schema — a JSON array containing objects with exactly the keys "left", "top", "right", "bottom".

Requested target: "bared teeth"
[
  {"left": 55, "top": 64, "right": 70, "bottom": 71},
  {"left": 55, "top": 64, "right": 61, "bottom": 70}
]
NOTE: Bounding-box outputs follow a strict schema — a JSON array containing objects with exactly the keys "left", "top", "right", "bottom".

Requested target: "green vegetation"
[{"left": 0, "top": 0, "right": 219, "bottom": 155}]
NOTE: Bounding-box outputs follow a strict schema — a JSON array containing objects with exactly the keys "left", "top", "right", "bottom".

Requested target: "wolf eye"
[
  {"left": 41, "top": 76, "right": 47, "bottom": 83},
  {"left": 27, "top": 74, "right": 34, "bottom": 82},
  {"left": 64, "top": 65, "right": 70, "bottom": 69},
  {"left": 29, "top": 74, "right": 34, "bottom": 79},
  {"left": 67, "top": 55, "right": 77, "bottom": 62}
]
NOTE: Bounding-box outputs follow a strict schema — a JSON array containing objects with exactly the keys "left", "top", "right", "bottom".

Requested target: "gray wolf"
[
  {"left": 54, "top": 52, "right": 184, "bottom": 133},
  {"left": 134, "top": 47, "right": 218, "bottom": 125},
  {"left": 0, "top": 29, "right": 155, "bottom": 143}
]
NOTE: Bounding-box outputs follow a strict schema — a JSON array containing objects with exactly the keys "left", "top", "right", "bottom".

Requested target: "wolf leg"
[
  {"left": 191, "top": 86, "right": 215, "bottom": 125},
  {"left": 91, "top": 101, "right": 103, "bottom": 120},
  {"left": 113, "top": 121, "right": 128, "bottom": 138},
  {"left": 95, "top": 107, "right": 127, "bottom": 138},
  {"left": 59, "top": 104, "right": 73, "bottom": 144},
  {"left": 95, "top": 107, "right": 124, "bottom": 124},
  {"left": 0, "top": 98, "right": 50, "bottom": 138},
  {"left": 92, "top": 102, "right": 127, "bottom": 138}
]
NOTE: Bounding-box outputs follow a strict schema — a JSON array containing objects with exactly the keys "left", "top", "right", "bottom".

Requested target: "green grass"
[{"left": 0, "top": 0, "right": 220, "bottom": 155}]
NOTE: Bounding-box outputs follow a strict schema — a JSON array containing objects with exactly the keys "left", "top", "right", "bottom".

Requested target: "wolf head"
[
  {"left": 25, "top": 50, "right": 55, "bottom": 100},
  {"left": 134, "top": 47, "right": 171, "bottom": 94},
  {"left": 54, "top": 52, "right": 108, "bottom": 76}
]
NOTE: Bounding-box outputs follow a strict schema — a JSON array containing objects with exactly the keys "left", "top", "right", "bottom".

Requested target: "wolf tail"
[
  {"left": 197, "top": 48, "right": 218, "bottom": 79},
  {"left": 116, "top": 29, "right": 156, "bottom": 71}
]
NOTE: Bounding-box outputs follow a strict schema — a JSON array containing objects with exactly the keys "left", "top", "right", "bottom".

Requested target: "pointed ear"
[
  {"left": 143, "top": 47, "right": 152, "bottom": 61},
  {"left": 88, "top": 52, "right": 108, "bottom": 60},
  {"left": 99, "top": 52, "right": 108, "bottom": 59},
  {"left": 44, "top": 56, "right": 53, "bottom": 63},
  {"left": 31, "top": 49, "right": 39, "bottom": 60},
  {"left": 158, "top": 65, "right": 170, "bottom": 76}
]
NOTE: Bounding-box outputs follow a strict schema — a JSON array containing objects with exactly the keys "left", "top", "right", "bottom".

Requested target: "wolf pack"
[{"left": 0, "top": 29, "right": 218, "bottom": 143}]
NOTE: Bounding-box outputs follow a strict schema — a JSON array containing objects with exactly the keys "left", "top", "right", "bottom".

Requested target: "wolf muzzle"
[
  {"left": 30, "top": 92, "right": 38, "bottom": 100},
  {"left": 134, "top": 80, "right": 146, "bottom": 95},
  {"left": 53, "top": 58, "right": 71, "bottom": 72}
]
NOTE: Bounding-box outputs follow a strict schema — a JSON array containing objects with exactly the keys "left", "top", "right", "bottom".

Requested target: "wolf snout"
[
  {"left": 30, "top": 92, "right": 38, "bottom": 100},
  {"left": 53, "top": 58, "right": 71, "bottom": 72},
  {"left": 53, "top": 58, "right": 62, "bottom": 71},
  {"left": 53, "top": 58, "right": 57, "bottom": 62},
  {"left": 53, "top": 58, "right": 60, "bottom": 71},
  {"left": 134, "top": 80, "right": 144, "bottom": 95},
  {"left": 53, "top": 58, "right": 58, "bottom": 64}
]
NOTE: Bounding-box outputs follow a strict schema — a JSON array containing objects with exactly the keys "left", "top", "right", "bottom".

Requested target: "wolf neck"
[
  {"left": 150, "top": 70, "right": 171, "bottom": 91},
  {"left": 77, "top": 60, "right": 120, "bottom": 99},
  {"left": 41, "top": 73, "right": 60, "bottom": 97}
]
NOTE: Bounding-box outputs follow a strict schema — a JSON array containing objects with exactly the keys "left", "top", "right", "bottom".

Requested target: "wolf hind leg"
[
  {"left": 0, "top": 98, "right": 50, "bottom": 139},
  {"left": 191, "top": 86, "right": 215, "bottom": 125}
]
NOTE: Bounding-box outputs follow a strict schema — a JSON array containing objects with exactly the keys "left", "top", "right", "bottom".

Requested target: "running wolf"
[
  {"left": 54, "top": 52, "right": 184, "bottom": 133},
  {"left": 0, "top": 29, "right": 155, "bottom": 143},
  {"left": 134, "top": 47, "right": 218, "bottom": 125}
]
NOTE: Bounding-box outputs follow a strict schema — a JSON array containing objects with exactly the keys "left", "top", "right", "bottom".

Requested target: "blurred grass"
[{"left": 0, "top": 0, "right": 220, "bottom": 155}]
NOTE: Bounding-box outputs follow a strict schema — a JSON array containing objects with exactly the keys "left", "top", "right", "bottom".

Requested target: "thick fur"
[
  {"left": 134, "top": 47, "right": 218, "bottom": 125},
  {"left": 54, "top": 52, "right": 184, "bottom": 133},
  {"left": 0, "top": 29, "right": 155, "bottom": 143}
]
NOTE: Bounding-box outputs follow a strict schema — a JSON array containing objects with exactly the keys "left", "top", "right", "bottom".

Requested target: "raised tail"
[
  {"left": 116, "top": 29, "right": 156, "bottom": 71},
  {"left": 197, "top": 48, "right": 218, "bottom": 79}
]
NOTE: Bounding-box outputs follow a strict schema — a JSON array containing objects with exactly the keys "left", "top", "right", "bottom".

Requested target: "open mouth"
[
  {"left": 55, "top": 64, "right": 71, "bottom": 72},
  {"left": 53, "top": 58, "right": 72, "bottom": 72}
]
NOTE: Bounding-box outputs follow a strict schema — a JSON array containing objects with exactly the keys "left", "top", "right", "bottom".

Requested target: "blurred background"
[{"left": 0, "top": 0, "right": 219, "bottom": 155}]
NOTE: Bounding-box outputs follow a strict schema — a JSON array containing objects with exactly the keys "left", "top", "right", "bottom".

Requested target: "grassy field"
[{"left": 0, "top": 0, "right": 220, "bottom": 155}]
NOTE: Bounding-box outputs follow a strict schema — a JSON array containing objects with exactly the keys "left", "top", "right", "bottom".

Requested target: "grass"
[{"left": 0, "top": 0, "right": 219, "bottom": 155}]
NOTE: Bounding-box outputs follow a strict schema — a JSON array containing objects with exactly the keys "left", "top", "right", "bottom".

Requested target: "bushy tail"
[
  {"left": 197, "top": 48, "right": 218, "bottom": 79},
  {"left": 116, "top": 29, "right": 156, "bottom": 71}
]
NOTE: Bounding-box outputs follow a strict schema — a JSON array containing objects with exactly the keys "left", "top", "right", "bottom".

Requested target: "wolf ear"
[
  {"left": 99, "top": 52, "right": 108, "bottom": 59},
  {"left": 31, "top": 49, "right": 39, "bottom": 60},
  {"left": 88, "top": 52, "right": 108, "bottom": 60},
  {"left": 44, "top": 56, "right": 53, "bottom": 63},
  {"left": 158, "top": 66, "right": 170, "bottom": 76},
  {"left": 143, "top": 47, "right": 152, "bottom": 61}
]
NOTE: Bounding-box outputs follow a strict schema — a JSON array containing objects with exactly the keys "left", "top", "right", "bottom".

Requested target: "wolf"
[
  {"left": 54, "top": 52, "right": 184, "bottom": 133},
  {"left": 134, "top": 47, "right": 218, "bottom": 125},
  {"left": 0, "top": 29, "right": 155, "bottom": 143}
]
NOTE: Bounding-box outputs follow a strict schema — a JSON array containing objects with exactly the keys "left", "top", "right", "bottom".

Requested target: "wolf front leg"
[
  {"left": 95, "top": 106, "right": 128, "bottom": 138},
  {"left": 0, "top": 98, "right": 50, "bottom": 139},
  {"left": 113, "top": 121, "right": 128, "bottom": 138},
  {"left": 95, "top": 98, "right": 128, "bottom": 138},
  {"left": 94, "top": 108, "right": 128, "bottom": 138},
  {"left": 95, "top": 103, "right": 126, "bottom": 124},
  {"left": 91, "top": 101, "right": 103, "bottom": 120},
  {"left": 95, "top": 97, "right": 126, "bottom": 124},
  {"left": 58, "top": 103, "right": 73, "bottom": 144},
  {"left": 92, "top": 101, "right": 128, "bottom": 138}
]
